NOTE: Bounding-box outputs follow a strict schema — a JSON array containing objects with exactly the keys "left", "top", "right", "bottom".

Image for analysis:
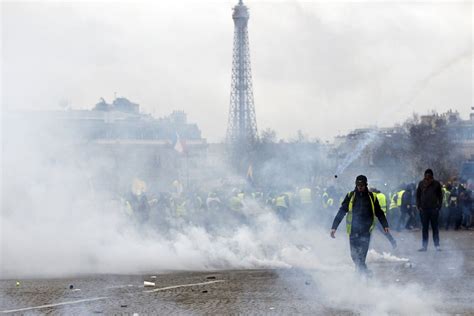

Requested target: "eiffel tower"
[{"left": 226, "top": 0, "right": 258, "bottom": 153}]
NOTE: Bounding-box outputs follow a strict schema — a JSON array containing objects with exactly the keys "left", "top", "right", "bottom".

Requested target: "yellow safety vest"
[
  {"left": 176, "top": 201, "right": 186, "bottom": 217},
  {"left": 376, "top": 192, "right": 387, "bottom": 214},
  {"left": 396, "top": 190, "right": 405, "bottom": 207},
  {"left": 275, "top": 195, "right": 288, "bottom": 208},
  {"left": 322, "top": 192, "right": 330, "bottom": 208},
  {"left": 389, "top": 193, "right": 397, "bottom": 210},
  {"left": 229, "top": 196, "right": 243, "bottom": 211},
  {"left": 124, "top": 200, "right": 134, "bottom": 216},
  {"left": 346, "top": 191, "right": 377, "bottom": 234},
  {"left": 442, "top": 188, "right": 450, "bottom": 208},
  {"left": 299, "top": 188, "right": 312, "bottom": 205}
]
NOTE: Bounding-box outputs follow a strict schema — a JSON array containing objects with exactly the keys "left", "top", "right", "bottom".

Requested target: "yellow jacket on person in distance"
[
  {"left": 229, "top": 196, "right": 243, "bottom": 212},
  {"left": 396, "top": 190, "right": 405, "bottom": 207},
  {"left": 275, "top": 194, "right": 289, "bottom": 209},
  {"left": 375, "top": 192, "right": 387, "bottom": 214},
  {"left": 389, "top": 193, "right": 397, "bottom": 210},
  {"left": 298, "top": 188, "right": 312, "bottom": 205}
]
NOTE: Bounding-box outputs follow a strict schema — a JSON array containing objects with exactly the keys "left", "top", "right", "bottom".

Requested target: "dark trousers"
[
  {"left": 461, "top": 206, "right": 472, "bottom": 228},
  {"left": 406, "top": 210, "right": 417, "bottom": 229},
  {"left": 397, "top": 209, "right": 407, "bottom": 231},
  {"left": 445, "top": 206, "right": 462, "bottom": 230},
  {"left": 420, "top": 208, "right": 440, "bottom": 248},
  {"left": 276, "top": 206, "right": 290, "bottom": 221},
  {"left": 349, "top": 232, "right": 371, "bottom": 272},
  {"left": 439, "top": 206, "right": 449, "bottom": 228}
]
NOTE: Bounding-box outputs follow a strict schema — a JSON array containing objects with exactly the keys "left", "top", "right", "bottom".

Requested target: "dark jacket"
[
  {"left": 458, "top": 187, "right": 471, "bottom": 208},
  {"left": 416, "top": 179, "right": 443, "bottom": 210},
  {"left": 331, "top": 188, "right": 389, "bottom": 235},
  {"left": 401, "top": 189, "right": 413, "bottom": 211}
]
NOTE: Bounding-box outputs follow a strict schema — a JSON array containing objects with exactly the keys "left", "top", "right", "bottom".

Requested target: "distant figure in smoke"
[
  {"left": 330, "top": 175, "right": 390, "bottom": 274},
  {"left": 397, "top": 184, "right": 414, "bottom": 231},
  {"left": 458, "top": 183, "right": 472, "bottom": 229},
  {"left": 416, "top": 169, "right": 443, "bottom": 251},
  {"left": 126, "top": 178, "right": 150, "bottom": 224},
  {"left": 445, "top": 182, "right": 461, "bottom": 230}
]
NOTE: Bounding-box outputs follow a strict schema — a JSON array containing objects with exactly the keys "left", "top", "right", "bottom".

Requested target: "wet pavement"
[{"left": 1, "top": 230, "right": 473, "bottom": 315}]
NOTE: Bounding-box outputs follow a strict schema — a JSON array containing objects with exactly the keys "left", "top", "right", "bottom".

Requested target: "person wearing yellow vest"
[
  {"left": 275, "top": 193, "right": 290, "bottom": 220},
  {"left": 388, "top": 192, "right": 398, "bottom": 225},
  {"left": 229, "top": 195, "right": 244, "bottom": 213},
  {"left": 174, "top": 198, "right": 187, "bottom": 217},
  {"left": 394, "top": 188, "right": 406, "bottom": 231},
  {"left": 440, "top": 184, "right": 451, "bottom": 228},
  {"left": 126, "top": 178, "right": 150, "bottom": 224},
  {"left": 322, "top": 191, "right": 333, "bottom": 209},
  {"left": 298, "top": 187, "right": 313, "bottom": 217},
  {"left": 371, "top": 188, "right": 397, "bottom": 249},
  {"left": 398, "top": 184, "right": 417, "bottom": 231},
  {"left": 298, "top": 187, "right": 313, "bottom": 206},
  {"left": 330, "top": 175, "right": 389, "bottom": 274}
]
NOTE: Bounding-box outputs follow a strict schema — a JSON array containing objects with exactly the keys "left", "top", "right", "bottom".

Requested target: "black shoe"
[{"left": 418, "top": 247, "right": 427, "bottom": 252}]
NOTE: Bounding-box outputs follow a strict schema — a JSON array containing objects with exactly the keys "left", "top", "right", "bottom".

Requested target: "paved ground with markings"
[{"left": 1, "top": 230, "right": 473, "bottom": 315}]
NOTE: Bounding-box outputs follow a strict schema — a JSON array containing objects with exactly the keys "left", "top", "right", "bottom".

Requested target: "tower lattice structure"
[{"left": 226, "top": 0, "right": 258, "bottom": 149}]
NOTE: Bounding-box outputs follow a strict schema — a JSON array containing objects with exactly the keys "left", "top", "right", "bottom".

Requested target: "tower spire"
[{"left": 226, "top": 0, "right": 258, "bottom": 153}]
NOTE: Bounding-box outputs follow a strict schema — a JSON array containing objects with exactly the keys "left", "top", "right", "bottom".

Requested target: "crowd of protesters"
[{"left": 118, "top": 172, "right": 473, "bottom": 236}]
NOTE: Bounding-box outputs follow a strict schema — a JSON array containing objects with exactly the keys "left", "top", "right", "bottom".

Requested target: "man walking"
[
  {"left": 416, "top": 169, "right": 443, "bottom": 251},
  {"left": 330, "top": 175, "right": 390, "bottom": 274}
]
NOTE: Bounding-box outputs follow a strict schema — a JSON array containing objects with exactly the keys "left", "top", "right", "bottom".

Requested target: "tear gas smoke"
[{"left": 1, "top": 112, "right": 459, "bottom": 315}]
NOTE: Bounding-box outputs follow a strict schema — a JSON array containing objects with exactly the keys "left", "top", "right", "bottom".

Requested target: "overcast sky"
[{"left": 2, "top": 0, "right": 472, "bottom": 142}]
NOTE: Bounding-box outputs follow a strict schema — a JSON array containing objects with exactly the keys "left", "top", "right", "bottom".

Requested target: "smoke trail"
[
  {"left": 335, "top": 130, "right": 379, "bottom": 175},
  {"left": 395, "top": 50, "right": 473, "bottom": 112}
]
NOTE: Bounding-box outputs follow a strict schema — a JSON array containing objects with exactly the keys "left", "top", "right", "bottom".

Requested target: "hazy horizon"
[{"left": 2, "top": 0, "right": 472, "bottom": 142}]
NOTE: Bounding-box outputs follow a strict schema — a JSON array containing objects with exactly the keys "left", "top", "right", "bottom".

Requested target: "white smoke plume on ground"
[
  {"left": 1, "top": 115, "right": 445, "bottom": 315},
  {"left": 1, "top": 177, "right": 442, "bottom": 315}
]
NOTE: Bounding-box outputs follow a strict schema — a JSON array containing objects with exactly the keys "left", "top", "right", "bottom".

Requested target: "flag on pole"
[
  {"left": 173, "top": 132, "right": 186, "bottom": 154},
  {"left": 246, "top": 164, "right": 254, "bottom": 183}
]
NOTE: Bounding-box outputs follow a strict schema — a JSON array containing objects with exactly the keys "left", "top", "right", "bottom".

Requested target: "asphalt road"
[{"left": 1, "top": 230, "right": 473, "bottom": 315}]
